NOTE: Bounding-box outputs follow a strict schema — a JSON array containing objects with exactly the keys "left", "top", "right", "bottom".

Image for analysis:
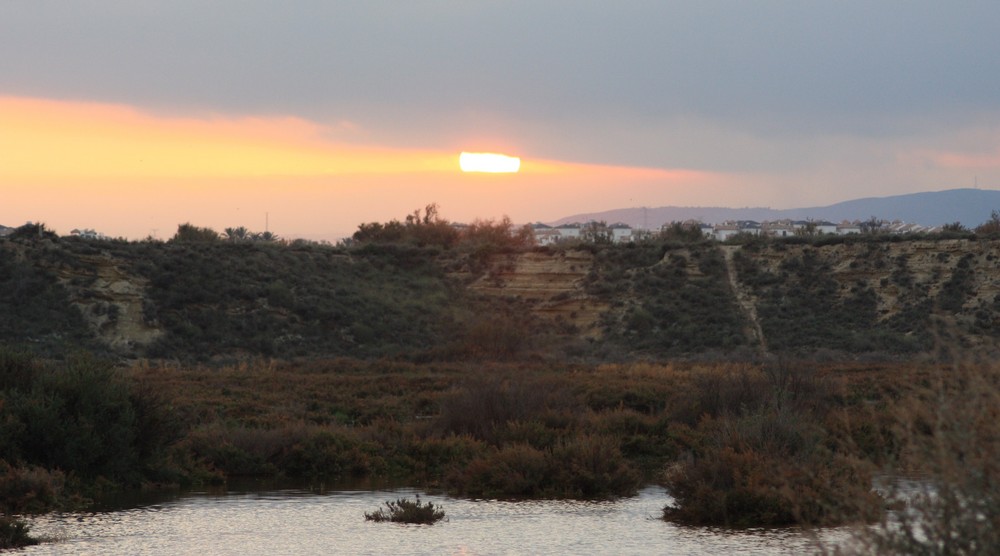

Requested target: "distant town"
[
  {"left": 0, "top": 217, "right": 945, "bottom": 245},
  {"left": 530, "top": 218, "right": 941, "bottom": 245}
]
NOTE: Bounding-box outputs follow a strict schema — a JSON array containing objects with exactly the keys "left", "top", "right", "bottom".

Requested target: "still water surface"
[{"left": 23, "top": 486, "right": 848, "bottom": 555}]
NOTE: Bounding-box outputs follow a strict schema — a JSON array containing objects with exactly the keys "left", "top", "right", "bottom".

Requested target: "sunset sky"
[{"left": 3, "top": 2, "right": 1000, "bottom": 240}]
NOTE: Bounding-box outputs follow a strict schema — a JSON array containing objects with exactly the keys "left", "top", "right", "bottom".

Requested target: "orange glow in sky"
[
  {"left": 0, "top": 96, "right": 457, "bottom": 180},
  {"left": 0, "top": 95, "right": 721, "bottom": 240}
]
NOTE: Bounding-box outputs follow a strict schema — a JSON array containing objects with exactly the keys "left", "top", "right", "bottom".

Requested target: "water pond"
[{"left": 22, "top": 485, "right": 850, "bottom": 555}]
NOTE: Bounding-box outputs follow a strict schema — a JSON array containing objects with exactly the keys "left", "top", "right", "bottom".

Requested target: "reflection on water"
[{"left": 23, "top": 486, "right": 849, "bottom": 555}]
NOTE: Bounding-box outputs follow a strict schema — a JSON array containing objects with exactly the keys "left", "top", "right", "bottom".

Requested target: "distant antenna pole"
[
  {"left": 643, "top": 207, "right": 648, "bottom": 230},
  {"left": 266, "top": 212, "right": 269, "bottom": 233}
]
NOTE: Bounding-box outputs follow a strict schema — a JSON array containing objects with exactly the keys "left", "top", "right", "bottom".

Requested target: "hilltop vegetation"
[{"left": 2, "top": 213, "right": 1000, "bottom": 362}]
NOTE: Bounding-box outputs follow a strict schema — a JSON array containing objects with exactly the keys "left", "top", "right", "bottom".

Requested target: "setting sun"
[{"left": 459, "top": 152, "right": 521, "bottom": 173}]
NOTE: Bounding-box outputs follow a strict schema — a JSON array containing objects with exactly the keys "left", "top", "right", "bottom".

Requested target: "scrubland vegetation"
[
  {"left": 0, "top": 349, "right": 976, "bottom": 531},
  {"left": 3, "top": 212, "right": 1000, "bottom": 550}
]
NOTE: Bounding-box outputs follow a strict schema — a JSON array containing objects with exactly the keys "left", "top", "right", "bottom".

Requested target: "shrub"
[
  {"left": 0, "top": 348, "right": 40, "bottom": 392},
  {"left": 0, "top": 463, "right": 64, "bottom": 514},
  {"left": 404, "top": 435, "right": 484, "bottom": 479},
  {"left": 437, "top": 375, "right": 567, "bottom": 443},
  {"left": 365, "top": 496, "right": 445, "bottom": 524},
  {"left": 455, "top": 313, "right": 533, "bottom": 360},
  {"left": 459, "top": 216, "right": 535, "bottom": 251},
  {"left": 663, "top": 445, "right": 793, "bottom": 526},
  {"left": 0, "top": 516, "right": 38, "bottom": 549},
  {"left": 171, "top": 223, "right": 219, "bottom": 242},
  {"left": 184, "top": 422, "right": 380, "bottom": 479},
  {"left": 7, "top": 223, "right": 57, "bottom": 241},
  {"left": 0, "top": 252, "right": 95, "bottom": 355},
  {"left": 663, "top": 363, "right": 880, "bottom": 527},
  {"left": 0, "top": 353, "right": 177, "bottom": 490},
  {"left": 353, "top": 204, "right": 459, "bottom": 248},
  {"left": 549, "top": 435, "right": 640, "bottom": 498},
  {"left": 843, "top": 364, "right": 1000, "bottom": 554},
  {"left": 449, "top": 438, "right": 640, "bottom": 499},
  {"left": 662, "top": 409, "right": 880, "bottom": 527},
  {"left": 451, "top": 443, "right": 550, "bottom": 498},
  {"left": 974, "top": 209, "right": 1000, "bottom": 236},
  {"left": 15, "top": 356, "right": 142, "bottom": 483}
]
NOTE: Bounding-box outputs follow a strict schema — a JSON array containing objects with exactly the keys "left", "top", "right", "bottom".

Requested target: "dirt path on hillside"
[{"left": 720, "top": 246, "right": 768, "bottom": 353}]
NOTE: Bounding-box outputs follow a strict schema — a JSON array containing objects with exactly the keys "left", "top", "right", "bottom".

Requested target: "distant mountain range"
[{"left": 551, "top": 188, "right": 1000, "bottom": 229}]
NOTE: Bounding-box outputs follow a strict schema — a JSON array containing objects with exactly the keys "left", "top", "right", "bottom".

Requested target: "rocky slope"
[{"left": 54, "top": 252, "right": 163, "bottom": 352}]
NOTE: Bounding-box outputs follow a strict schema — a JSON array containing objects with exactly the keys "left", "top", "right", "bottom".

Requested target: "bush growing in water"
[
  {"left": 437, "top": 374, "right": 641, "bottom": 499},
  {"left": 0, "top": 463, "right": 65, "bottom": 515},
  {"left": 364, "top": 496, "right": 445, "bottom": 524},
  {"left": 662, "top": 363, "right": 882, "bottom": 527},
  {"left": 662, "top": 408, "right": 880, "bottom": 527},
  {"left": 0, "top": 516, "right": 38, "bottom": 549}
]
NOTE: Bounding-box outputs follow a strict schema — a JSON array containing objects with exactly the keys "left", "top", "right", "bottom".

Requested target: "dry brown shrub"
[{"left": 841, "top": 363, "right": 1000, "bottom": 554}]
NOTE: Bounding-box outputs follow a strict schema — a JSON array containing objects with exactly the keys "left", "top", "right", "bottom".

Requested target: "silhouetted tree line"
[
  {"left": 351, "top": 204, "right": 534, "bottom": 250},
  {"left": 170, "top": 223, "right": 280, "bottom": 243}
]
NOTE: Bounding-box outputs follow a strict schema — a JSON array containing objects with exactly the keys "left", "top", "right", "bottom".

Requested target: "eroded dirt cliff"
[
  {"left": 54, "top": 252, "right": 164, "bottom": 352},
  {"left": 463, "top": 250, "right": 608, "bottom": 337}
]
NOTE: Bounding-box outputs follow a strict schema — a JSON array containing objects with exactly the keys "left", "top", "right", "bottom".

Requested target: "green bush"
[
  {"left": 0, "top": 351, "right": 177, "bottom": 490},
  {"left": 0, "top": 250, "right": 95, "bottom": 355},
  {"left": 12, "top": 356, "right": 140, "bottom": 482}
]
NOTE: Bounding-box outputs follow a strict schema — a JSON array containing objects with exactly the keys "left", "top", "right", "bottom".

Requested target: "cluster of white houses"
[{"left": 531, "top": 219, "right": 942, "bottom": 245}]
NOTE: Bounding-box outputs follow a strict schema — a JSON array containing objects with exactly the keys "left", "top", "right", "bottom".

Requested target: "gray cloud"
[{"left": 2, "top": 1, "right": 999, "bottom": 171}]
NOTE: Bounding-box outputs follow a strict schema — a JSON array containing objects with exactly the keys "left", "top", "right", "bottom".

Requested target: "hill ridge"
[
  {"left": 3, "top": 234, "right": 1000, "bottom": 361},
  {"left": 551, "top": 188, "right": 1000, "bottom": 229}
]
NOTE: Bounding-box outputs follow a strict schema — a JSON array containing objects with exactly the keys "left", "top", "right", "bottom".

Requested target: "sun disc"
[{"left": 459, "top": 152, "right": 521, "bottom": 173}]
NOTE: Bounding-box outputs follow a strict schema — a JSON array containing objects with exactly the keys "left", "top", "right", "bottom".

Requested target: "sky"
[{"left": 3, "top": 1, "right": 1000, "bottom": 240}]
